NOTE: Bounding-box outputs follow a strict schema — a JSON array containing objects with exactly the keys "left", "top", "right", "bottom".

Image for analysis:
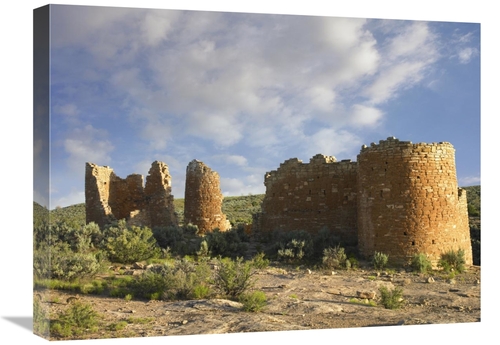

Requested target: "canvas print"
[{"left": 33, "top": 4, "right": 480, "bottom": 341}]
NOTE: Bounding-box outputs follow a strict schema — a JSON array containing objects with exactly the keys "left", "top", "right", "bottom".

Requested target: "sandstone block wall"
[
  {"left": 256, "top": 137, "right": 473, "bottom": 266},
  {"left": 184, "top": 160, "right": 230, "bottom": 234},
  {"left": 357, "top": 137, "right": 472, "bottom": 265},
  {"left": 85, "top": 161, "right": 177, "bottom": 229},
  {"left": 258, "top": 154, "right": 358, "bottom": 245}
]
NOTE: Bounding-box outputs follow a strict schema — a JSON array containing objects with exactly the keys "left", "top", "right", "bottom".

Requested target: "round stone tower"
[
  {"left": 184, "top": 160, "right": 230, "bottom": 234},
  {"left": 357, "top": 137, "right": 472, "bottom": 266}
]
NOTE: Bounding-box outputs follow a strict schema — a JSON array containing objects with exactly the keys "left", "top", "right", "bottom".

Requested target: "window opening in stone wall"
[
  {"left": 309, "top": 190, "right": 311, "bottom": 195},
  {"left": 412, "top": 241, "right": 415, "bottom": 246},
  {"left": 432, "top": 240, "right": 435, "bottom": 244},
  {"left": 404, "top": 232, "right": 407, "bottom": 236},
  {"left": 380, "top": 190, "right": 383, "bottom": 198}
]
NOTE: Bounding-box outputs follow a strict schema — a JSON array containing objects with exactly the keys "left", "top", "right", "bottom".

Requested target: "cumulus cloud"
[
  {"left": 305, "top": 128, "right": 362, "bottom": 159},
  {"left": 349, "top": 104, "right": 383, "bottom": 126},
  {"left": 221, "top": 176, "right": 266, "bottom": 196},
  {"left": 49, "top": 8, "right": 478, "bottom": 200},
  {"left": 64, "top": 124, "right": 114, "bottom": 172},
  {"left": 212, "top": 154, "right": 248, "bottom": 167}
]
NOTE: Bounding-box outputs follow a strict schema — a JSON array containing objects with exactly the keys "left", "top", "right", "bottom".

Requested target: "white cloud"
[
  {"left": 457, "top": 47, "right": 479, "bottom": 64},
  {"left": 213, "top": 154, "right": 248, "bottom": 167},
  {"left": 51, "top": 191, "right": 85, "bottom": 209},
  {"left": 459, "top": 175, "right": 481, "bottom": 187},
  {"left": 305, "top": 128, "right": 362, "bottom": 158},
  {"left": 221, "top": 176, "right": 266, "bottom": 196},
  {"left": 54, "top": 103, "right": 79, "bottom": 117},
  {"left": 364, "top": 61, "right": 426, "bottom": 105},
  {"left": 349, "top": 104, "right": 383, "bottom": 127},
  {"left": 64, "top": 125, "right": 114, "bottom": 172},
  {"left": 306, "top": 86, "right": 336, "bottom": 113}
]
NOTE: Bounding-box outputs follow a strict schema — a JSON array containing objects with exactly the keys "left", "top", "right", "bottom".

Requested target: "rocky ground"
[{"left": 36, "top": 263, "right": 481, "bottom": 341}]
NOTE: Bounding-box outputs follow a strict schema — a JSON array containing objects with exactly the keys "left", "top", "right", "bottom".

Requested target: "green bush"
[
  {"left": 411, "top": 253, "right": 432, "bottom": 273},
  {"left": 50, "top": 301, "right": 100, "bottom": 337},
  {"left": 133, "top": 259, "right": 212, "bottom": 301},
  {"left": 312, "top": 227, "right": 340, "bottom": 259},
  {"left": 272, "top": 230, "right": 314, "bottom": 262},
  {"left": 152, "top": 225, "right": 185, "bottom": 252},
  {"left": 34, "top": 242, "right": 103, "bottom": 281},
  {"left": 322, "top": 245, "right": 350, "bottom": 270},
  {"left": 379, "top": 286, "right": 404, "bottom": 310},
  {"left": 213, "top": 257, "right": 256, "bottom": 299},
  {"left": 33, "top": 296, "right": 50, "bottom": 338},
  {"left": 101, "top": 220, "right": 161, "bottom": 263},
  {"left": 251, "top": 252, "right": 270, "bottom": 269},
  {"left": 239, "top": 291, "right": 267, "bottom": 312},
  {"left": 204, "top": 228, "right": 248, "bottom": 258},
  {"left": 373, "top": 251, "right": 389, "bottom": 270},
  {"left": 278, "top": 239, "right": 306, "bottom": 263},
  {"left": 438, "top": 249, "right": 466, "bottom": 273}
]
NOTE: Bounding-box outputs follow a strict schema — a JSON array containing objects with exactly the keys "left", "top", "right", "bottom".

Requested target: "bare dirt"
[{"left": 37, "top": 263, "right": 481, "bottom": 341}]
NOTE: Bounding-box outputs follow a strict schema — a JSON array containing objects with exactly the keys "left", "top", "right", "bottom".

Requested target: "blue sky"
[{"left": 35, "top": 4, "right": 480, "bottom": 209}]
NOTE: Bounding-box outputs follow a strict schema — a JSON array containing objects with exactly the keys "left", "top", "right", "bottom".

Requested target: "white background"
[{"left": 0, "top": 1, "right": 495, "bottom": 344}]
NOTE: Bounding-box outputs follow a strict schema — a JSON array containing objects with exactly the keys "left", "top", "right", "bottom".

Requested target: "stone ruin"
[
  {"left": 85, "top": 136, "right": 473, "bottom": 266},
  {"left": 85, "top": 159, "right": 230, "bottom": 234},
  {"left": 85, "top": 161, "right": 178, "bottom": 229},
  {"left": 184, "top": 160, "right": 231, "bottom": 234},
  {"left": 253, "top": 137, "right": 473, "bottom": 266}
]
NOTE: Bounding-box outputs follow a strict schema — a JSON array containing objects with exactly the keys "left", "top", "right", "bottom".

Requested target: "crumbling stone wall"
[
  {"left": 256, "top": 137, "right": 472, "bottom": 266},
  {"left": 357, "top": 137, "right": 472, "bottom": 265},
  {"left": 184, "top": 160, "right": 230, "bottom": 234},
  {"left": 258, "top": 154, "right": 358, "bottom": 245},
  {"left": 85, "top": 161, "right": 177, "bottom": 229}
]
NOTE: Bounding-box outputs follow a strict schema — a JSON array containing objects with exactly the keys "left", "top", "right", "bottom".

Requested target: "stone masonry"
[
  {"left": 254, "top": 137, "right": 473, "bottom": 266},
  {"left": 184, "top": 160, "right": 231, "bottom": 234},
  {"left": 258, "top": 154, "right": 358, "bottom": 245},
  {"left": 85, "top": 161, "right": 177, "bottom": 229}
]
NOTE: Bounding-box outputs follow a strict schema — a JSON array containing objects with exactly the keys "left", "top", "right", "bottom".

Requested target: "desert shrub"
[
  {"left": 33, "top": 296, "right": 50, "bottom": 337},
  {"left": 438, "top": 248, "right": 466, "bottom": 273},
  {"left": 272, "top": 230, "right": 314, "bottom": 262},
  {"left": 379, "top": 286, "right": 404, "bottom": 310},
  {"left": 131, "top": 265, "right": 173, "bottom": 300},
  {"left": 372, "top": 251, "right": 389, "bottom": 270},
  {"left": 34, "top": 242, "right": 103, "bottom": 281},
  {"left": 251, "top": 252, "right": 269, "bottom": 269},
  {"left": 312, "top": 227, "right": 340, "bottom": 258},
  {"left": 239, "top": 291, "right": 267, "bottom": 312},
  {"left": 165, "top": 259, "right": 212, "bottom": 300},
  {"left": 152, "top": 225, "right": 187, "bottom": 253},
  {"left": 184, "top": 223, "right": 200, "bottom": 236},
  {"left": 277, "top": 239, "right": 306, "bottom": 262},
  {"left": 196, "top": 240, "right": 211, "bottom": 260},
  {"left": 101, "top": 220, "right": 161, "bottom": 263},
  {"left": 108, "top": 321, "right": 128, "bottom": 331},
  {"left": 204, "top": 228, "right": 248, "bottom": 258},
  {"left": 50, "top": 301, "right": 100, "bottom": 337},
  {"left": 322, "top": 245, "right": 350, "bottom": 270},
  {"left": 213, "top": 257, "right": 256, "bottom": 299},
  {"left": 133, "top": 259, "right": 212, "bottom": 300},
  {"left": 411, "top": 253, "right": 433, "bottom": 273}
]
